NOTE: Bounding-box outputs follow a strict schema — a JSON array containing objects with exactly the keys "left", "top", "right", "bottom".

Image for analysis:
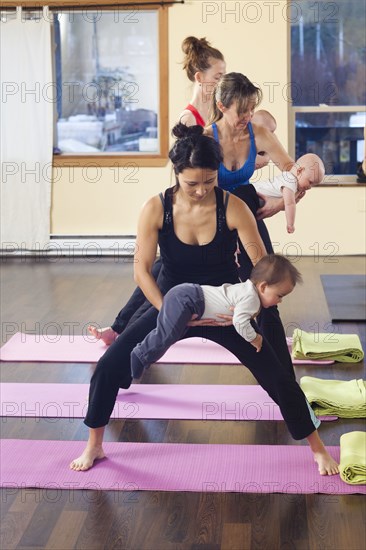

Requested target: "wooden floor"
[{"left": 1, "top": 256, "right": 365, "bottom": 550}]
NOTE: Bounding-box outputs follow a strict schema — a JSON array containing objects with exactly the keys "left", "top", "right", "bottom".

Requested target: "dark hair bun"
[
  {"left": 169, "top": 122, "right": 222, "bottom": 174},
  {"left": 171, "top": 122, "right": 204, "bottom": 140},
  {"left": 181, "top": 36, "right": 210, "bottom": 55}
]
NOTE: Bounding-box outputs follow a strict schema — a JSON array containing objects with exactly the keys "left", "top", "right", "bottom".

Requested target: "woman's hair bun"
[
  {"left": 169, "top": 122, "right": 222, "bottom": 174},
  {"left": 181, "top": 36, "right": 209, "bottom": 55},
  {"left": 171, "top": 122, "right": 204, "bottom": 140}
]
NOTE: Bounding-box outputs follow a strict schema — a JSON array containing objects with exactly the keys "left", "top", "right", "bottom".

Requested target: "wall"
[
  {"left": 266, "top": 186, "right": 366, "bottom": 256},
  {"left": 51, "top": 1, "right": 365, "bottom": 254}
]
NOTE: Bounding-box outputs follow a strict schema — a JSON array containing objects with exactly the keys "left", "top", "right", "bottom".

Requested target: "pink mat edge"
[
  {"left": 0, "top": 382, "right": 339, "bottom": 422},
  {"left": 0, "top": 333, "right": 335, "bottom": 365},
  {"left": 1, "top": 439, "right": 364, "bottom": 494}
]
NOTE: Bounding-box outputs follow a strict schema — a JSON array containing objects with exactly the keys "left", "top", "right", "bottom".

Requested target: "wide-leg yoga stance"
[
  {"left": 85, "top": 187, "right": 318, "bottom": 441},
  {"left": 72, "top": 121, "right": 338, "bottom": 476}
]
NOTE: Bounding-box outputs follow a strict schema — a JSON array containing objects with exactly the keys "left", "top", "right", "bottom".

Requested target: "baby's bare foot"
[
  {"left": 70, "top": 445, "right": 105, "bottom": 471},
  {"left": 313, "top": 450, "right": 339, "bottom": 476},
  {"left": 88, "top": 326, "right": 117, "bottom": 346}
]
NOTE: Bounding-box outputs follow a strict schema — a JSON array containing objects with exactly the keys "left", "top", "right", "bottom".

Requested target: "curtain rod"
[
  {"left": 51, "top": 1, "right": 184, "bottom": 6},
  {"left": 0, "top": 1, "right": 184, "bottom": 9}
]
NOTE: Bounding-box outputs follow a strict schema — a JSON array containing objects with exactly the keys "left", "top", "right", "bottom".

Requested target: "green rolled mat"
[
  {"left": 292, "top": 329, "right": 364, "bottom": 362},
  {"left": 300, "top": 376, "right": 366, "bottom": 418},
  {"left": 340, "top": 431, "right": 366, "bottom": 485}
]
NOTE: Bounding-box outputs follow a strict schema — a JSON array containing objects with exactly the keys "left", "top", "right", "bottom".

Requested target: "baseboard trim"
[{"left": 0, "top": 236, "right": 137, "bottom": 257}]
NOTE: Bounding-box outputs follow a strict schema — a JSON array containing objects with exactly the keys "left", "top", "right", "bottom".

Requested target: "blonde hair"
[
  {"left": 208, "top": 73, "right": 262, "bottom": 124},
  {"left": 182, "top": 36, "right": 224, "bottom": 82}
]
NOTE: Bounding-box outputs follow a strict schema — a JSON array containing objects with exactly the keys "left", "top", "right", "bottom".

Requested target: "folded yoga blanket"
[
  {"left": 339, "top": 431, "right": 366, "bottom": 485},
  {"left": 292, "top": 329, "right": 364, "bottom": 363},
  {"left": 300, "top": 376, "right": 366, "bottom": 418}
]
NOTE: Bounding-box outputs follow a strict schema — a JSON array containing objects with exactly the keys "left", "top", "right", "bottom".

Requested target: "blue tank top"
[
  {"left": 212, "top": 121, "right": 256, "bottom": 191},
  {"left": 158, "top": 187, "right": 239, "bottom": 287}
]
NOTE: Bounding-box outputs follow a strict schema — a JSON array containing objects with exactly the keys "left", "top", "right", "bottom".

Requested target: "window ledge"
[
  {"left": 53, "top": 155, "right": 169, "bottom": 168},
  {"left": 315, "top": 183, "right": 366, "bottom": 188}
]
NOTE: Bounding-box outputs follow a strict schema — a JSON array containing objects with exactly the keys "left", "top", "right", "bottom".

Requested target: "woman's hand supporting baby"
[
  {"left": 251, "top": 333, "right": 263, "bottom": 352},
  {"left": 187, "top": 312, "right": 234, "bottom": 327},
  {"left": 256, "top": 195, "right": 284, "bottom": 220}
]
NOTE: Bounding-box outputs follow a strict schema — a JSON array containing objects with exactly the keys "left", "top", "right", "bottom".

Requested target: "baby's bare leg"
[
  {"left": 70, "top": 427, "right": 106, "bottom": 471},
  {"left": 307, "top": 430, "right": 339, "bottom": 475},
  {"left": 88, "top": 326, "right": 118, "bottom": 346}
]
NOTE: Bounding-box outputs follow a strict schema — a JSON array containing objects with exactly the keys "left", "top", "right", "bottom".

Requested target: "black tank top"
[{"left": 158, "top": 187, "right": 239, "bottom": 286}]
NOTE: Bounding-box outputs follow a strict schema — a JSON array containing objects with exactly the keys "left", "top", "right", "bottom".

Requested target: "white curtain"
[{"left": 0, "top": 11, "right": 53, "bottom": 250}]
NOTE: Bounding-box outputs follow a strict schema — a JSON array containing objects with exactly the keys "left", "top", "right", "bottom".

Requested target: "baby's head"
[
  {"left": 291, "top": 153, "right": 325, "bottom": 190},
  {"left": 252, "top": 110, "right": 277, "bottom": 169},
  {"left": 250, "top": 254, "right": 302, "bottom": 308},
  {"left": 252, "top": 109, "right": 277, "bottom": 132}
]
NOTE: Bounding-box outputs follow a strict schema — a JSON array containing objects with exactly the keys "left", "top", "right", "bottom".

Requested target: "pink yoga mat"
[
  {"left": 0, "top": 383, "right": 337, "bottom": 422},
  {"left": 0, "top": 333, "right": 107, "bottom": 363},
  {"left": 0, "top": 333, "right": 334, "bottom": 365},
  {"left": 1, "top": 439, "right": 363, "bottom": 494}
]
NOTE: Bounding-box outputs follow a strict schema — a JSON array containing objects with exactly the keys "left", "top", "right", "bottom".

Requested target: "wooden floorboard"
[{"left": 0, "top": 256, "right": 365, "bottom": 550}]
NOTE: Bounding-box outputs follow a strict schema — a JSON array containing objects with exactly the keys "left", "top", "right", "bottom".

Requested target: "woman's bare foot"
[
  {"left": 70, "top": 445, "right": 105, "bottom": 471},
  {"left": 307, "top": 430, "right": 339, "bottom": 475},
  {"left": 313, "top": 450, "right": 339, "bottom": 476},
  {"left": 88, "top": 326, "right": 118, "bottom": 346}
]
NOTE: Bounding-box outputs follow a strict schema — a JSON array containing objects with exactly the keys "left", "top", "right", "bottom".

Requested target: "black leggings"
[
  {"left": 85, "top": 305, "right": 319, "bottom": 440},
  {"left": 230, "top": 185, "right": 293, "bottom": 373}
]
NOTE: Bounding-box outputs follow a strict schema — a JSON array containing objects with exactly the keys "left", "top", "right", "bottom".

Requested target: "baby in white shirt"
[
  {"left": 253, "top": 153, "right": 325, "bottom": 233},
  {"left": 131, "top": 254, "right": 302, "bottom": 378}
]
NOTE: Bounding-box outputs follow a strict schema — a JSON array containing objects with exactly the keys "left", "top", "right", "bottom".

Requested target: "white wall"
[{"left": 267, "top": 186, "right": 366, "bottom": 256}]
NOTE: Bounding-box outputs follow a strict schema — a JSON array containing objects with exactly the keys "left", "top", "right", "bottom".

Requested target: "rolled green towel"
[
  {"left": 339, "top": 431, "right": 366, "bottom": 485},
  {"left": 292, "top": 328, "right": 364, "bottom": 362},
  {"left": 300, "top": 376, "right": 366, "bottom": 418}
]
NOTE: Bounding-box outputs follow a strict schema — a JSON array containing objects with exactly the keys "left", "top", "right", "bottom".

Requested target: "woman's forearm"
[{"left": 134, "top": 270, "right": 164, "bottom": 311}]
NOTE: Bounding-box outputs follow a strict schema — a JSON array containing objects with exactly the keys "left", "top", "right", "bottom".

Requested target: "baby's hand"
[
  {"left": 251, "top": 334, "right": 263, "bottom": 353},
  {"left": 287, "top": 225, "right": 295, "bottom": 233}
]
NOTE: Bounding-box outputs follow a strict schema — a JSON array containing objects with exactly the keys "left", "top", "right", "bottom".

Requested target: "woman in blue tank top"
[
  {"left": 211, "top": 119, "right": 257, "bottom": 191},
  {"left": 206, "top": 73, "right": 295, "bottom": 281},
  {"left": 71, "top": 123, "right": 338, "bottom": 477}
]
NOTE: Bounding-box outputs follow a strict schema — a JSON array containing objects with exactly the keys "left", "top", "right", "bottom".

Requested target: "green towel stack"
[
  {"left": 300, "top": 376, "right": 366, "bottom": 418},
  {"left": 292, "top": 328, "right": 364, "bottom": 362},
  {"left": 339, "top": 431, "right": 366, "bottom": 485}
]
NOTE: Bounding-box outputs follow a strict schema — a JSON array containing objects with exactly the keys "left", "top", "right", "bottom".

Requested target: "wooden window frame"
[
  {"left": 2, "top": 0, "right": 170, "bottom": 167},
  {"left": 289, "top": 105, "right": 366, "bottom": 184},
  {"left": 287, "top": 3, "right": 366, "bottom": 182}
]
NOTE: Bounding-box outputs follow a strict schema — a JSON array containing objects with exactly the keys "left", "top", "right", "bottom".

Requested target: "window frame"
[
  {"left": 289, "top": 105, "right": 366, "bottom": 184},
  {"left": 288, "top": 3, "right": 366, "bottom": 183},
  {"left": 3, "top": 0, "right": 170, "bottom": 167}
]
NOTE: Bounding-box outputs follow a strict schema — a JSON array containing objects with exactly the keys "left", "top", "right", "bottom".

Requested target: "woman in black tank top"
[
  {"left": 158, "top": 186, "right": 238, "bottom": 287},
  {"left": 71, "top": 124, "right": 338, "bottom": 477}
]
